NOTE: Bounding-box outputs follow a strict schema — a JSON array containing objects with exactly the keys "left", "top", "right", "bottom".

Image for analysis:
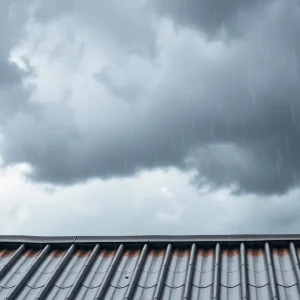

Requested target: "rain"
[{"left": 1, "top": 0, "right": 300, "bottom": 236}]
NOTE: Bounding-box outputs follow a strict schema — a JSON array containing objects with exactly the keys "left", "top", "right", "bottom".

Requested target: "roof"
[{"left": 0, "top": 234, "right": 300, "bottom": 299}]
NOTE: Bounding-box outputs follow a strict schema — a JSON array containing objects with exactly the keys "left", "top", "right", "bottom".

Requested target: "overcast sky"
[{"left": 1, "top": 0, "right": 300, "bottom": 236}]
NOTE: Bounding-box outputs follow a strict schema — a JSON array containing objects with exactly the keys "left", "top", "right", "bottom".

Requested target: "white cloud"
[
  {"left": 159, "top": 186, "right": 172, "bottom": 199},
  {"left": 0, "top": 164, "right": 299, "bottom": 235}
]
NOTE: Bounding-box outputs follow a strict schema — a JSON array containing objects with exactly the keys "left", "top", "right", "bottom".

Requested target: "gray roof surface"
[{"left": 0, "top": 234, "right": 300, "bottom": 299}]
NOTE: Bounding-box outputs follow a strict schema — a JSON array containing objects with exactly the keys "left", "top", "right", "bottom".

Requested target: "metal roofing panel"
[
  {"left": 133, "top": 285, "right": 156, "bottom": 300},
  {"left": 16, "top": 285, "right": 41, "bottom": 300},
  {"left": 137, "top": 249, "right": 164, "bottom": 288},
  {"left": 220, "top": 248, "right": 241, "bottom": 287},
  {"left": 14, "top": 252, "right": 66, "bottom": 300},
  {"left": 27, "top": 250, "right": 66, "bottom": 288},
  {"left": 220, "top": 285, "right": 242, "bottom": 300},
  {"left": 277, "top": 284, "right": 300, "bottom": 300},
  {"left": 192, "top": 248, "right": 214, "bottom": 288},
  {"left": 0, "top": 249, "right": 16, "bottom": 269},
  {"left": 247, "top": 248, "right": 269, "bottom": 288},
  {"left": 109, "top": 249, "right": 141, "bottom": 288},
  {"left": 164, "top": 249, "right": 189, "bottom": 288},
  {"left": 0, "top": 248, "right": 41, "bottom": 297},
  {"left": 248, "top": 285, "right": 272, "bottom": 300},
  {"left": 190, "top": 285, "right": 213, "bottom": 300},
  {"left": 272, "top": 248, "right": 298, "bottom": 287},
  {"left": 74, "top": 286, "right": 98, "bottom": 299},
  {"left": 161, "top": 285, "right": 185, "bottom": 300},
  {"left": 81, "top": 249, "right": 115, "bottom": 288},
  {"left": 45, "top": 285, "right": 70, "bottom": 299},
  {"left": 1, "top": 235, "right": 300, "bottom": 299}
]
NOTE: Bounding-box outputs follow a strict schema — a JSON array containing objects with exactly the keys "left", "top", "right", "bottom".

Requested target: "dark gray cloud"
[
  {"left": 154, "top": 0, "right": 274, "bottom": 39},
  {"left": 1, "top": 0, "right": 300, "bottom": 197}
]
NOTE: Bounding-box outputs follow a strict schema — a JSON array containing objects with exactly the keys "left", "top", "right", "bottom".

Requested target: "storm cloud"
[
  {"left": 154, "top": 0, "right": 275, "bottom": 39},
  {"left": 1, "top": 0, "right": 300, "bottom": 196}
]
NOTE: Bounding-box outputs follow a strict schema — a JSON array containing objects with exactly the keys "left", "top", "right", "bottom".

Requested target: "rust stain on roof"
[
  {"left": 124, "top": 249, "right": 141, "bottom": 257},
  {"left": 0, "top": 249, "right": 15, "bottom": 258},
  {"left": 49, "top": 250, "right": 67, "bottom": 258},
  {"left": 198, "top": 249, "right": 214, "bottom": 257},
  {"left": 99, "top": 249, "right": 117, "bottom": 257},
  {"left": 75, "top": 249, "right": 92, "bottom": 257},
  {"left": 247, "top": 249, "right": 264, "bottom": 256},
  {"left": 149, "top": 249, "right": 165, "bottom": 257},
  {"left": 24, "top": 249, "right": 41, "bottom": 257},
  {"left": 273, "top": 248, "right": 289, "bottom": 256},
  {"left": 173, "top": 249, "right": 190, "bottom": 257},
  {"left": 222, "top": 249, "right": 239, "bottom": 256}
]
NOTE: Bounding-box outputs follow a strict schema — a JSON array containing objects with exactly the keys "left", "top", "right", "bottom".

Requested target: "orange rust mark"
[
  {"left": 297, "top": 248, "right": 300, "bottom": 254},
  {"left": 247, "top": 249, "right": 264, "bottom": 256},
  {"left": 173, "top": 249, "right": 190, "bottom": 257},
  {"left": 124, "top": 249, "right": 141, "bottom": 257},
  {"left": 222, "top": 249, "right": 239, "bottom": 256},
  {"left": 24, "top": 249, "right": 41, "bottom": 257},
  {"left": 149, "top": 249, "right": 165, "bottom": 257},
  {"left": 99, "top": 249, "right": 117, "bottom": 257},
  {"left": 49, "top": 250, "right": 67, "bottom": 258},
  {"left": 272, "top": 248, "right": 289, "bottom": 256},
  {"left": 0, "top": 249, "right": 15, "bottom": 258},
  {"left": 198, "top": 249, "right": 214, "bottom": 257},
  {"left": 75, "top": 249, "right": 93, "bottom": 257}
]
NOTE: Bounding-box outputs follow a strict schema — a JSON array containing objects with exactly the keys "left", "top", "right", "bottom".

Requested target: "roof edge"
[{"left": 1, "top": 234, "right": 300, "bottom": 244}]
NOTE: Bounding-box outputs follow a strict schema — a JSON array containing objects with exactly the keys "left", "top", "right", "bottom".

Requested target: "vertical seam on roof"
[
  {"left": 183, "top": 243, "right": 196, "bottom": 300},
  {"left": 265, "top": 242, "right": 279, "bottom": 300},
  {"left": 240, "top": 243, "right": 248, "bottom": 300},
  {"left": 212, "top": 243, "right": 221, "bottom": 300}
]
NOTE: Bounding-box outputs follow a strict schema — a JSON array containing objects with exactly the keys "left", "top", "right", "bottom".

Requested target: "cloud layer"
[
  {"left": 1, "top": 165, "right": 300, "bottom": 235},
  {"left": 1, "top": 0, "right": 300, "bottom": 196}
]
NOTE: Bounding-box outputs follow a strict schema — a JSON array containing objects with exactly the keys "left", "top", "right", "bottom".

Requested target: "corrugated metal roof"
[{"left": 0, "top": 235, "right": 300, "bottom": 299}]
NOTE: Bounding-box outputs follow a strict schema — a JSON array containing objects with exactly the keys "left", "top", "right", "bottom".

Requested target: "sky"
[{"left": 0, "top": 0, "right": 300, "bottom": 236}]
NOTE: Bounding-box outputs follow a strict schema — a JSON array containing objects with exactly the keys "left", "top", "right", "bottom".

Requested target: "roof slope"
[{"left": 0, "top": 234, "right": 299, "bottom": 299}]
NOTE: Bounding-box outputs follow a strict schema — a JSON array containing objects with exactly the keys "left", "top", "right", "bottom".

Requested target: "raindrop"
[
  {"left": 286, "top": 134, "right": 290, "bottom": 151},
  {"left": 291, "top": 104, "right": 295, "bottom": 123},
  {"left": 226, "top": 122, "right": 230, "bottom": 137},
  {"left": 217, "top": 96, "right": 222, "bottom": 114},
  {"left": 181, "top": 128, "right": 185, "bottom": 146},
  {"left": 192, "top": 117, "right": 195, "bottom": 133},
  {"left": 277, "top": 147, "right": 281, "bottom": 166},
  {"left": 154, "top": 149, "right": 158, "bottom": 164},
  {"left": 292, "top": 48, "right": 296, "bottom": 64},
  {"left": 210, "top": 125, "right": 215, "bottom": 141},
  {"left": 276, "top": 160, "right": 280, "bottom": 177},
  {"left": 250, "top": 89, "right": 256, "bottom": 104},
  {"left": 241, "top": 115, "right": 245, "bottom": 130}
]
